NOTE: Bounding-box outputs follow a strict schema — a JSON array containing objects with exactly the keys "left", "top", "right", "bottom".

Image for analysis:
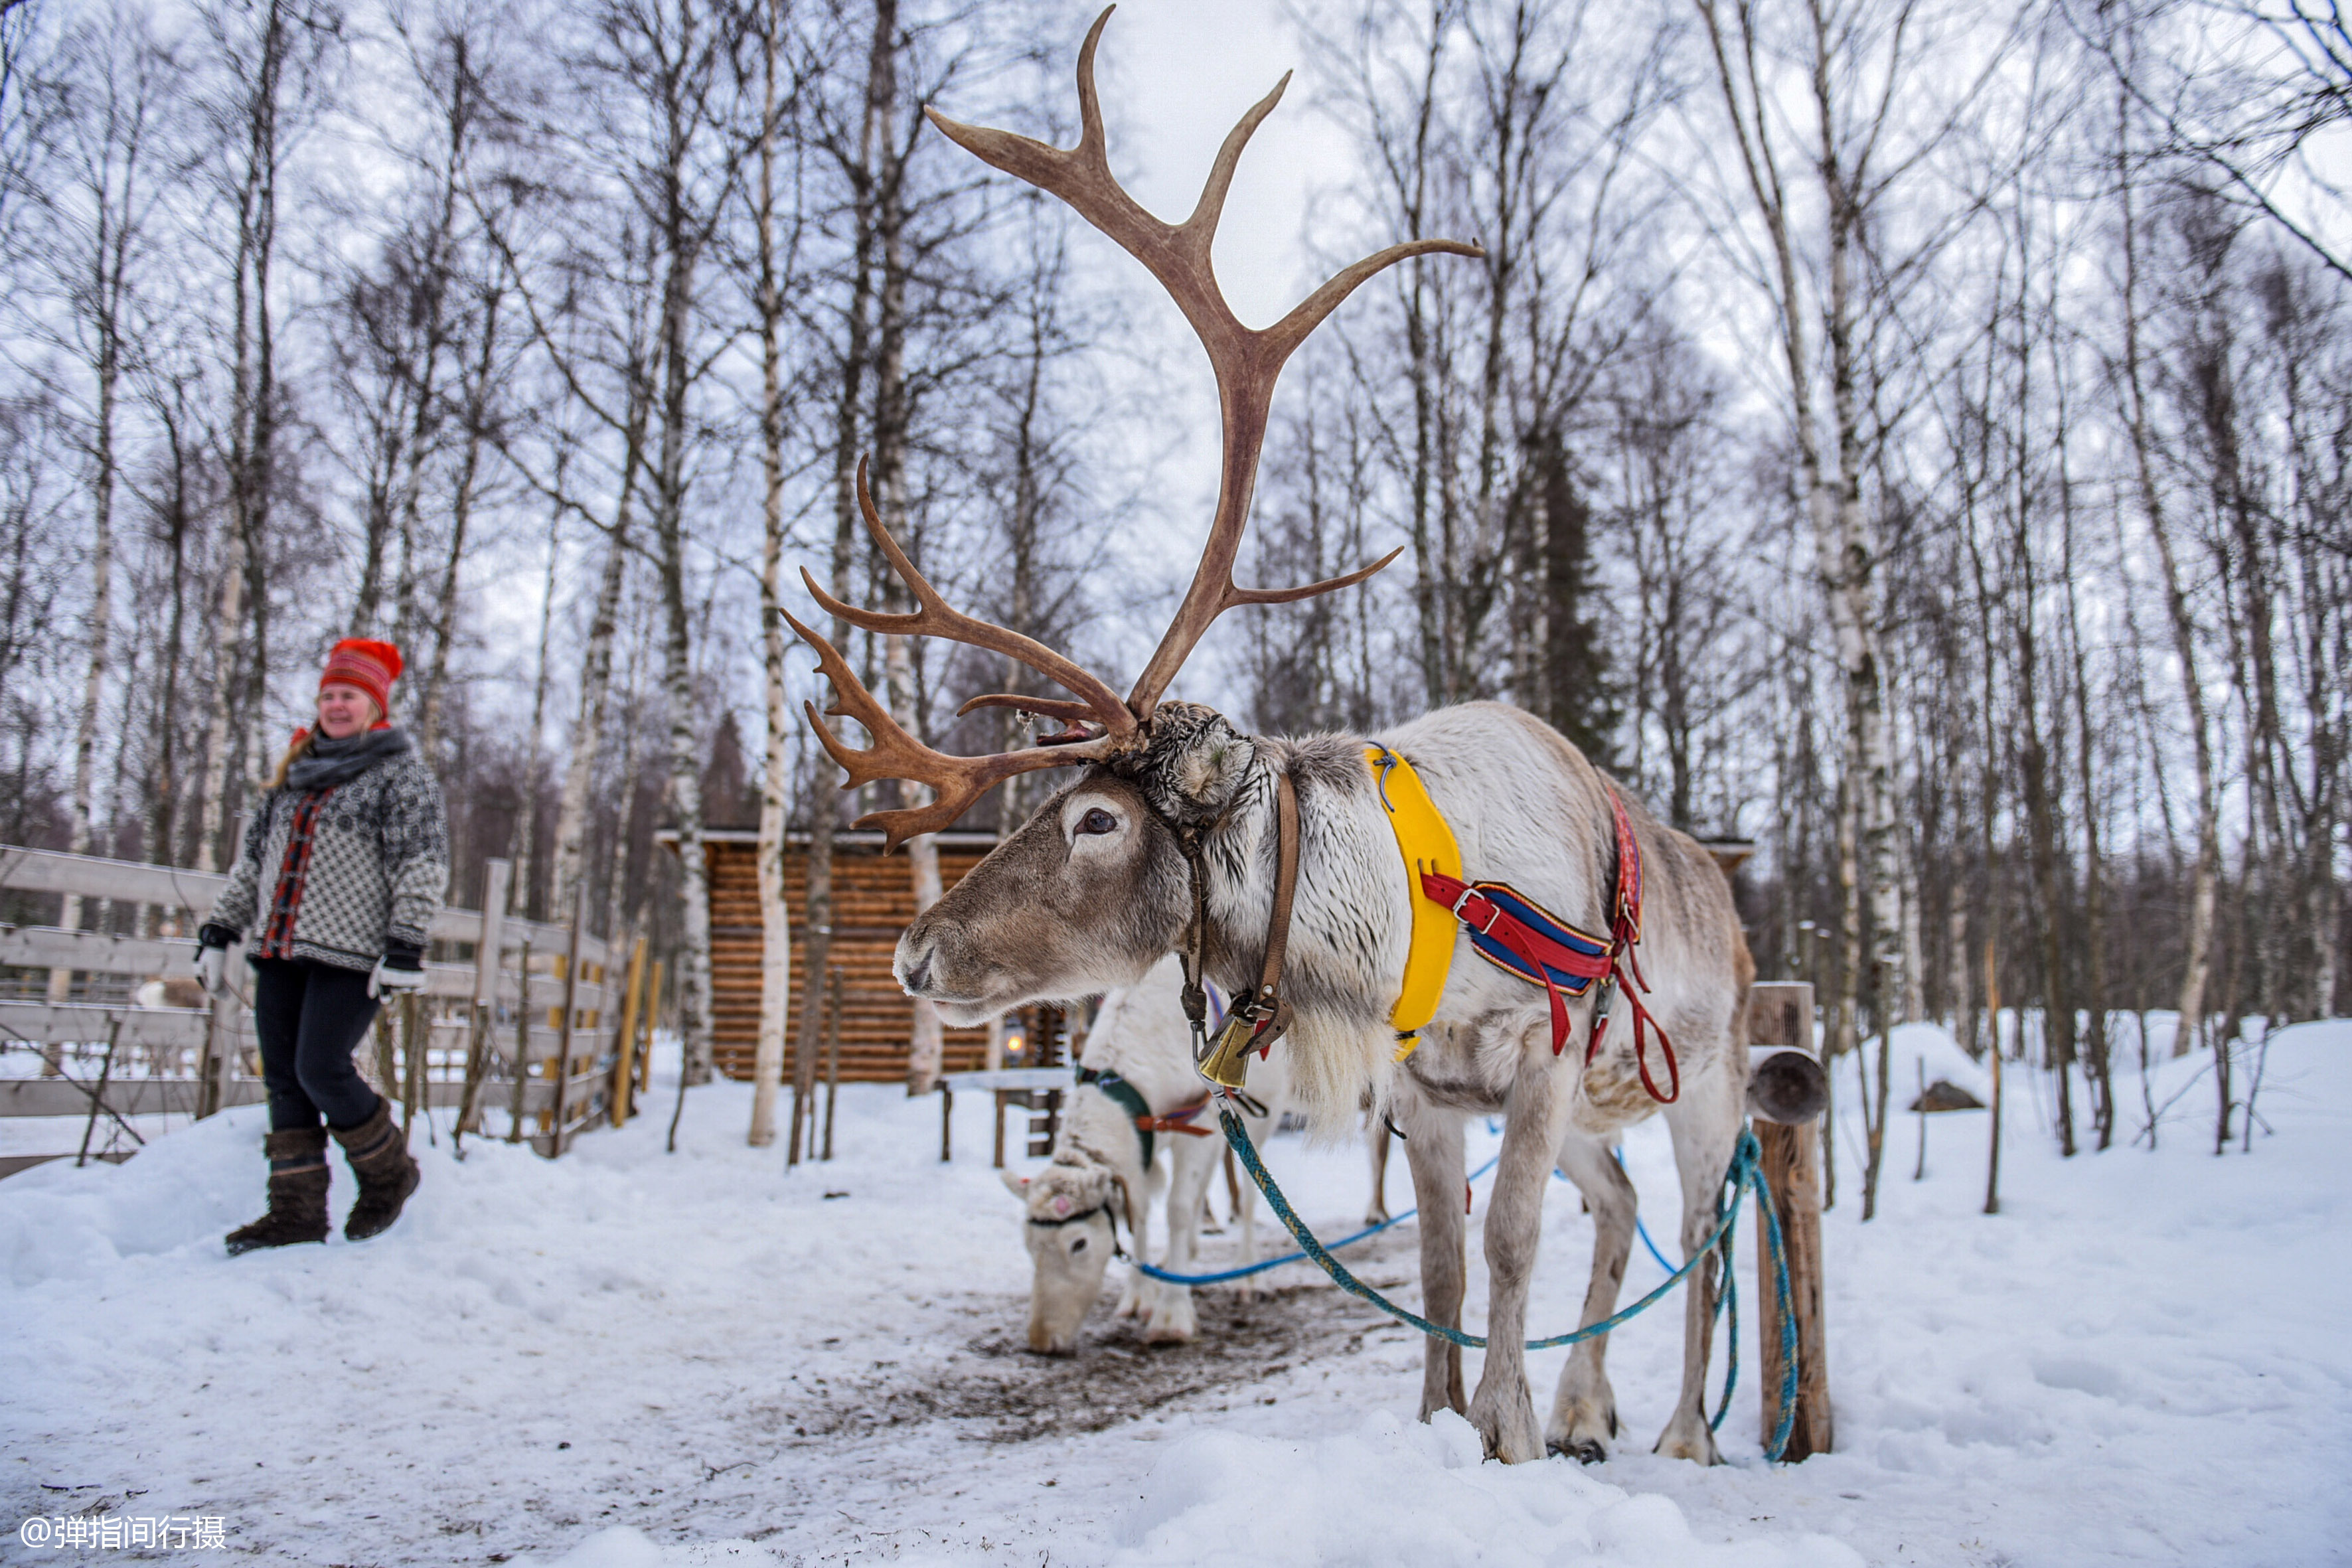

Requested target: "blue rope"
[
  {"left": 1220, "top": 1107, "right": 1802, "bottom": 1461},
  {"left": 1134, "top": 1150, "right": 1502, "bottom": 1285}
]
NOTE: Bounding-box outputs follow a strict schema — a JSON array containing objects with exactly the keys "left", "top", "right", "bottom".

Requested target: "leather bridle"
[{"left": 1156, "top": 765, "right": 1300, "bottom": 1092}]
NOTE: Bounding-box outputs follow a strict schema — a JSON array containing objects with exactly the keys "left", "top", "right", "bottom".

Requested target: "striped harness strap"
[
  {"left": 1078, "top": 1038, "right": 1219, "bottom": 1170},
  {"left": 1370, "top": 748, "right": 1678, "bottom": 1104}
]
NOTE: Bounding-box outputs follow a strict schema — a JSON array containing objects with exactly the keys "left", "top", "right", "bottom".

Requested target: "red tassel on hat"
[{"left": 319, "top": 638, "right": 402, "bottom": 716}]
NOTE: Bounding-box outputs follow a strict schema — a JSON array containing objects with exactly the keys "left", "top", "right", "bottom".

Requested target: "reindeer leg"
[
  {"left": 1399, "top": 1098, "right": 1468, "bottom": 1423},
  {"left": 1654, "top": 1061, "right": 1743, "bottom": 1464},
  {"left": 1144, "top": 1132, "right": 1216, "bottom": 1344},
  {"left": 1366, "top": 1115, "right": 1393, "bottom": 1225},
  {"left": 1466, "top": 1042, "right": 1577, "bottom": 1464},
  {"left": 1545, "top": 1132, "right": 1635, "bottom": 1462},
  {"left": 1116, "top": 1154, "right": 1169, "bottom": 1321}
]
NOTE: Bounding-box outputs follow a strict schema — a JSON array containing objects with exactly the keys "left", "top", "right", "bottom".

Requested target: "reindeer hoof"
[
  {"left": 1654, "top": 1417, "right": 1723, "bottom": 1466},
  {"left": 1470, "top": 1383, "right": 1545, "bottom": 1464},
  {"left": 1141, "top": 1295, "right": 1198, "bottom": 1345},
  {"left": 1545, "top": 1394, "right": 1618, "bottom": 1463}
]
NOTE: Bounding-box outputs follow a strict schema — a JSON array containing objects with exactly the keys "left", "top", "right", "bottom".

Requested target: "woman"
[{"left": 196, "top": 638, "right": 449, "bottom": 1255}]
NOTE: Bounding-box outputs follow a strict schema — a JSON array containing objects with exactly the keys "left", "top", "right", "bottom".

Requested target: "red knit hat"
[{"left": 319, "top": 638, "right": 402, "bottom": 716}]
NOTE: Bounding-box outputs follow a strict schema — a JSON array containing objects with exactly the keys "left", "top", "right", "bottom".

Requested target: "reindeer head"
[
  {"left": 898, "top": 703, "right": 1257, "bottom": 1024},
  {"left": 787, "top": 8, "right": 1478, "bottom": 1018},
  {"left": 1002, "top": 1161, "right": 1123, "bottom": 1355}
]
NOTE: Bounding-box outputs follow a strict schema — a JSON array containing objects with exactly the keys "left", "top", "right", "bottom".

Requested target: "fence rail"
[{"left": 0, "top": 847, "right": 649, "bottom": 1170}]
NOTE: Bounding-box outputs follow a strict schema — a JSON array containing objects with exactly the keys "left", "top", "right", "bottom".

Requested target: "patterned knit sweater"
[{"left": 205, "top": 741, "right": 449, "bottom": 971}]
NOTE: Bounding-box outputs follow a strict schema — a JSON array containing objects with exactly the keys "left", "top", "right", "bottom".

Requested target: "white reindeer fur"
[
  {"left": 907, "top": 701, "right": 1751, "bottom": 1463},
  {"left": 1189, "top": 704, "right": 1752, "bottom": 1464},
  {"left": 1010, "top": 957, "right": 1281, "bottom": 1354}
]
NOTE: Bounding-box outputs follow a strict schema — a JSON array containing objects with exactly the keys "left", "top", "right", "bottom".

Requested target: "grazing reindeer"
[
  {"left": 1012, "top": 955, "right": 1397, "bottom": 1354},
  {"left": 1008, "top": 955, "right": 1279, "bottom": 1353},
  {"left": 786, "top": 11, "right": 1751, "bottom": 1466}
]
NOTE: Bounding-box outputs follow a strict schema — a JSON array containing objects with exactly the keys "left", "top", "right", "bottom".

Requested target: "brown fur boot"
[
  {"left": 225, "top": 1129, "right": 331, "bottom": 1255},
  {"left": 333, "top": 1098, "right": 420, "bottom": 1242}
]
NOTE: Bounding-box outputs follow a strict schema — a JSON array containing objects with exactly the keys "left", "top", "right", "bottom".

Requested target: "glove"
[
  {"left": 369, "top": 941, "right": 429, "bottom": 999},
  {"left": 195, "top": 944, "right": 233, "bottom": 1000}
]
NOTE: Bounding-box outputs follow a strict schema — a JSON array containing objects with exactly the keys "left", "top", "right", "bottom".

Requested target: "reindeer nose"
[{"left": 905, "top": 953, "right": 933, "bottom": 994}]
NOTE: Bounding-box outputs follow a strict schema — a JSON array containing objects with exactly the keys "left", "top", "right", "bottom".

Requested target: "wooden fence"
[{"left": 0, "top": 846, "right": 651, "bottom": 1175}]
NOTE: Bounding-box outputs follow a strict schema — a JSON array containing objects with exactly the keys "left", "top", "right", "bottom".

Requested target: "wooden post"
[
  {"left": 76, "top": 1017, "right": 123, "bottom": 1167},
  {"left": 550, "top": 909, "right": 584, "bottom": 1154},
  {"left": 400, "top": 992, "right": 424, "bottom": 1138},
  {"left": 457, "top": 860, "right": 511, "bottom": 1148},
  {"left": 788, "top": 956, "right": 814, "bottom": 1169},
  {"left": 507, "top": 939, "right": 533, "bottom": 1143},
  {"left": 198, "top": 990, "right": 238, "bottom": 1120},
  {"left": 1913, "top": 1058, "right": 1927, "bottom": 1181},
  {"left": 1747, "top": 980, "right": 1833, "bottom": 1461},
  {"left": 610, "top": 935, "right": 649, "bottom": 1128},
  {"left": 1983, "top": 939, "right": 2003, "bottom": 1217},
  {"left": 638, "top": 959, "right": 662, "bottom": 1108},
  {"left": 821, "top": 965, "right": 842, "bottom": 1161},
  {"left": 372, "top": 1008, "right": 399, "bottom": 1111}
]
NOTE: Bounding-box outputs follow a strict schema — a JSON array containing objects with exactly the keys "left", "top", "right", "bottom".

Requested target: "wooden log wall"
[{"left": 704, "top": 832, "right": 1004, "bottom": 1083}]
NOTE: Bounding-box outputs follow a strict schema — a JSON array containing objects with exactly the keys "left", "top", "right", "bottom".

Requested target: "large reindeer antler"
[
  {"left": 930, "top": 7, "right": 1480, "bottom": 718},
  {"left": 785, "top": 461, "right": 1138, "bottom": 848},
  {"left": 793, "top": 7, "right": 1480, "bottom": 848}
]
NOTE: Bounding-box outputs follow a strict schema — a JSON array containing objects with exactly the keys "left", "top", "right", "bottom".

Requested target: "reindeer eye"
[
  {"left": 1069, "top": 1235, "right": 1089, "bottom": 1253},
  {"left": 1077, "top": 808, "right": 1119, "bottom": 836}
]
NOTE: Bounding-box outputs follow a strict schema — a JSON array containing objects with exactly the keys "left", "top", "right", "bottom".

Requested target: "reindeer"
[
  {"left": 1008, "top": 955, "right": 1281, "bottom": 1354},
  {"left": 1010, "top": 954, "right": 1399, "bottom": 1355},
  {"left": 785, "top": 10, "right": 1752, "bottom": 1466}
]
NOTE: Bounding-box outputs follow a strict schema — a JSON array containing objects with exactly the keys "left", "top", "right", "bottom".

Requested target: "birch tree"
[
  {"left": 34, "top": 2, "right": 179, "bottom": 991},
  {"left": 750, "top": 0, "right": 805, "bottom": 1148},
  {"left": 1691, "top": 0, "right": 1997, "bottom": 1214}
]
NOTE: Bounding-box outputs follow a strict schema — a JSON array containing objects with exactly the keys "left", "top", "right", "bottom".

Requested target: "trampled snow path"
[{"left": 4, "top": 1021, "right": 2347, "bottom": 1567}]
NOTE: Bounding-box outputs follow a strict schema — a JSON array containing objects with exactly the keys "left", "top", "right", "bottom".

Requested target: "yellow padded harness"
[{"left": 1365, "top": 745, "right": 1460, "bottom": 1061}]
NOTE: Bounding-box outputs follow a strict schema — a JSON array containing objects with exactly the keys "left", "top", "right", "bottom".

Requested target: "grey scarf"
[{"left": 286, "top": 726, "right": 411, "bottom": 792}]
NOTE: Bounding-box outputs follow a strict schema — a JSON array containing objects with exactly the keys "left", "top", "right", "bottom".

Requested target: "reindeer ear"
[
  {"left": 1000, "top": 1170, "right": 1031, "bottom": 1200},
  {"left": 1133, "top": 701, "right": 1255, "bottom": 822}
]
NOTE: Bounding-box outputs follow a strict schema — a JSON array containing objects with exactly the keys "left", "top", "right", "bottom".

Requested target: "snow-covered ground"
[{"left": 5, "top": 1020, "right": 2347, "bottom": 1567}]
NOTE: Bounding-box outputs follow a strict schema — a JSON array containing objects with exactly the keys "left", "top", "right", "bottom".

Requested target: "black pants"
[{"left": 252, "top": 958, "right": 384, "bottom": 1133}]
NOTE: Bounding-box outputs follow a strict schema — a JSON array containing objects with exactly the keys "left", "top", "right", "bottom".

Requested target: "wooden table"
[{"left": 939, "top": 1067, "right": 1077, "bottom": 1166}]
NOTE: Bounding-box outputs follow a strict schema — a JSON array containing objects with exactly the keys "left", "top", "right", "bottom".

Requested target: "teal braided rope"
[
  {"left": 1135, "top": 1152, "right": 1502, "bottom": 1286},
  {"left": 1215, "top": 1109, "right": 1802, "bottom": 1460},
  {"left": 1753, "top": 1154, "right": 1800, "bottom": 1460},
  {"left": 1697, "top": 1140, "right": 1800, "bottom": 1460}
]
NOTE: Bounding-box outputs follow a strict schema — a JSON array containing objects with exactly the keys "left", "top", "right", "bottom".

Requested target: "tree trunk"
[
  {"left": 886, "top": 629, "right": 945, "bottom": 1092},
  {"left": 2116, "top": 78, "right": 2219, "bottom": 1061},
  {"left": 2061, "top": 465, "right": 2114, "bottom": 1149},
  {"left": 54, "top": 220, "right": 120, "bottom": 1002},
  {"left": 549, "top": 390, "right": 649, "bottom": 929},
  {"left": 749, "top": 0, "right": 791, "bottom": 1147},
  {"left": 858, "top": 0, "right": 943, "bottom": 1095},
  {"left": 796, "top": 0, "right": 893, "bottom": 1153},
  {"left": 1695, "top": 0, "right": 1906, "bottom": 1215},
  {"left": 416, "top": 286, "right": 501, "bottom": 760},
  {"left": 651, "top": 220, "right": 711, "bottom": 1087},
  {"left": 513, "top": 493, "right": 563, "bottom": 919}
]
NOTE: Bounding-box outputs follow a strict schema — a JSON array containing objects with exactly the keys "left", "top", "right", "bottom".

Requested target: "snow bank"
[
  {"left": 7, "top": 1024, "right": 2349, "bottom": 1565},
  {"left": 1108, "top": 1409, "right": 1861, "bottom": 1568},
  {"left": 1876, "top": 1022, "right": 1992, "bottom": 1104}
]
